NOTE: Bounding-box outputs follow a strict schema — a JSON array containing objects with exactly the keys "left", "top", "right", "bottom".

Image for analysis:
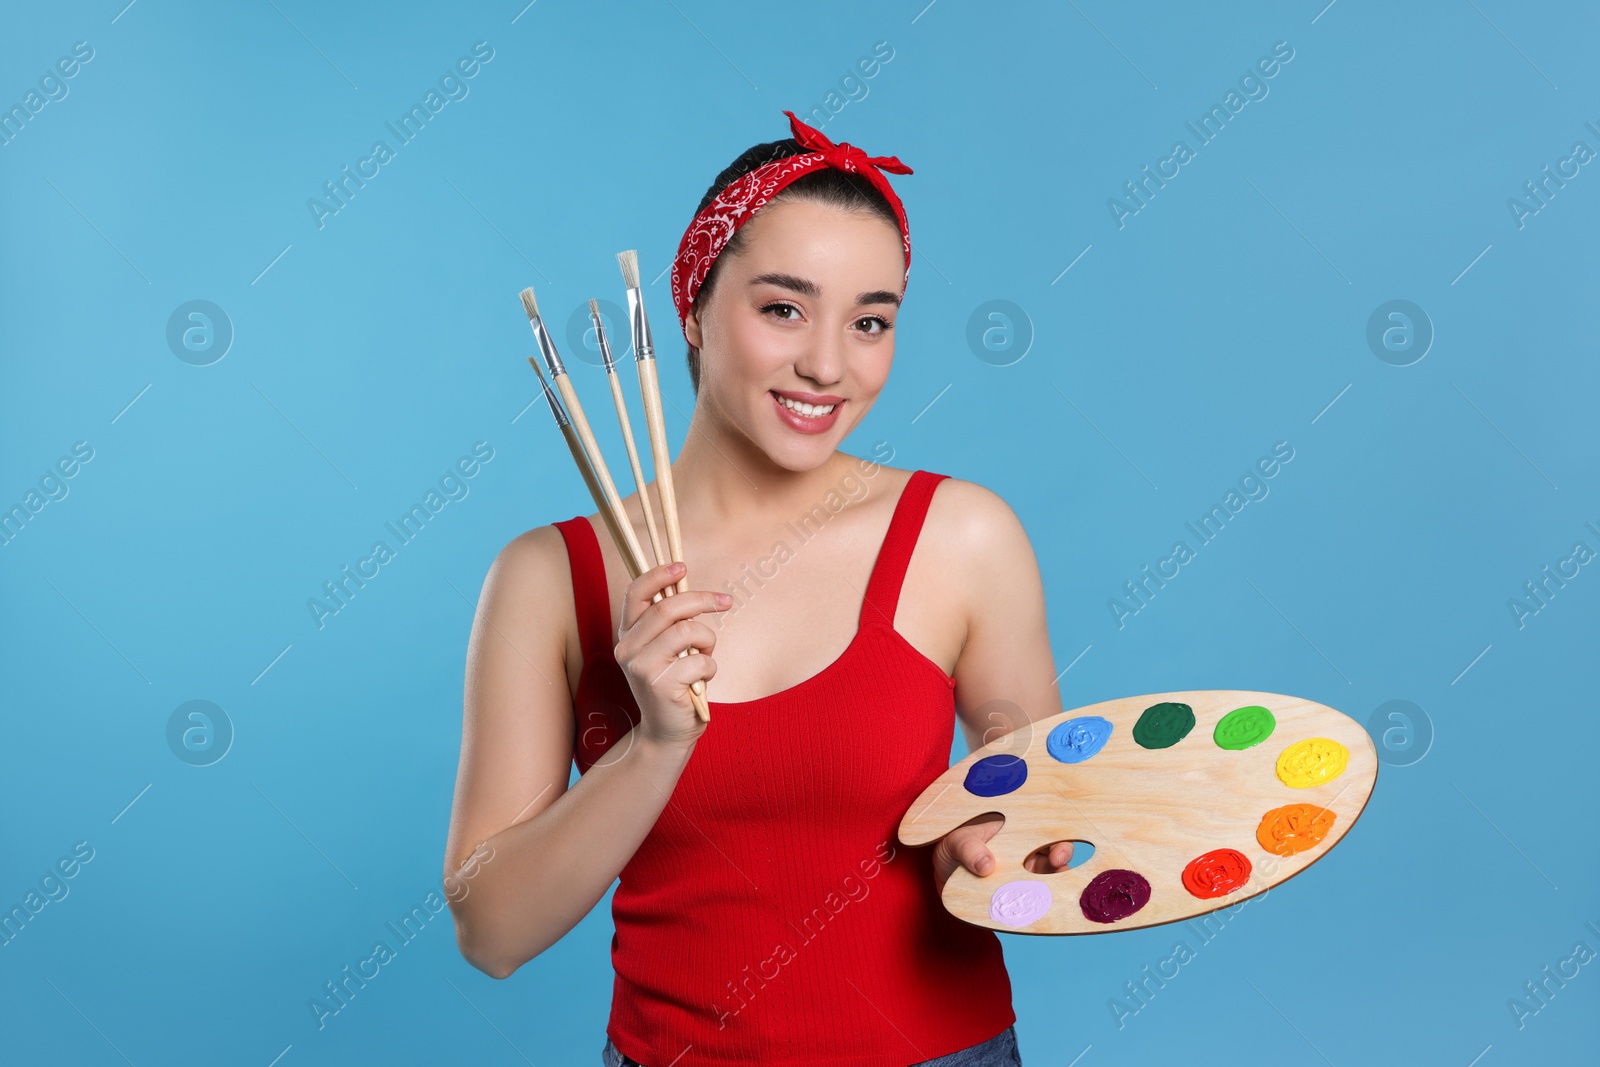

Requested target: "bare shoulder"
[
  {"left": 878, "top": 470, "right": 1042, "bottom": 675},
  {"left": 476, "top": 523, "right": 579, "bottom": 670},
  {"left": 487, "top": 523, "right": 574, "bottom": 603},
  {"left": 921, "top": 475, "right": 1036, "bottom": 571}
]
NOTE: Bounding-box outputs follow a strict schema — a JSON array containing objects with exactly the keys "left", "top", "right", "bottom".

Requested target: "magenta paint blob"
[{"left": 1079, "top": 868, "right": 1152, "bottom": 923}]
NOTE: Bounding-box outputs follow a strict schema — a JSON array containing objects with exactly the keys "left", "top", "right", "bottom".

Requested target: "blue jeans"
[{"left": 601, "top": 1024, "right": 1022, "bottom": 1066}]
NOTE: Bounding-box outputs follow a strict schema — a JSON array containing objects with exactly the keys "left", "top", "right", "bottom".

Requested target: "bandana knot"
[{"left": 790, "top": 116, "right": 912, "bottom": 179}]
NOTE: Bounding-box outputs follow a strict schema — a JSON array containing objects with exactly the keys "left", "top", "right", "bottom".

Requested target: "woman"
[{"left": 444, "top": 111, "right": 1074, "bottom": 1067}]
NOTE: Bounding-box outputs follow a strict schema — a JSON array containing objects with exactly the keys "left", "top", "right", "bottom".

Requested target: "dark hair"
[{"left": 683, "top": 137, "right": 901, "bottom": 394}]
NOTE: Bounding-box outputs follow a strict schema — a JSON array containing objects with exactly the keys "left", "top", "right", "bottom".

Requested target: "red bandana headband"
[{"left": 669, "top": 110, "right": 913, "bottom": 342}]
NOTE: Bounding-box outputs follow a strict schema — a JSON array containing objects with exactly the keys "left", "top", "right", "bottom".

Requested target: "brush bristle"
[
  {"left": 617, "top": 249, "right": 639, "bottom": 289},
  {"left": 519, "top": 287, "right": 539, "bottom": 320},
  {"left": 588, "top": 298, "right": 600, "bottom": 318}
]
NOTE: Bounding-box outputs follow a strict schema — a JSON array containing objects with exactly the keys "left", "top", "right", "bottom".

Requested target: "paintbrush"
[
  {"left": 591, "top": 299, "right": 668, "bottom": 576},
  {"left": 617, "top": 249, "right": 708, "bottom": 709},
  {"left": 521, "top": 285, "right": 711, "bottom": 723},
  {"left": 524, "top": 356, "right": 629, "bottom": 561}
]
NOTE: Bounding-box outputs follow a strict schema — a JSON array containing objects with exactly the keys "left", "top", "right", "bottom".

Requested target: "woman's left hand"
[{"left": 931, "top": 814, "right": 1075, "bottom": 893}]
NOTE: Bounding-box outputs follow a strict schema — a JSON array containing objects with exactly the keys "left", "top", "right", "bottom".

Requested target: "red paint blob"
[{"left": 1181, "top": 848, "right": 1253, "bottom": 899}]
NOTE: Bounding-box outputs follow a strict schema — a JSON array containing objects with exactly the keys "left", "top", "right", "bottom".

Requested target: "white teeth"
[{"left": 775, "top": 394, "right": 836, "bottom": 417}]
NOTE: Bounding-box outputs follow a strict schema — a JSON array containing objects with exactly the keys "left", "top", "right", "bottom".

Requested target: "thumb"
[{"left": 933, "top": 829, "right": 996, "bottom": 892}]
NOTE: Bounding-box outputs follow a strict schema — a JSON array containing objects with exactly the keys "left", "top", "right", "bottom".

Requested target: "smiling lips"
[{"left": 770, "top": 390, "right": 843, "bottom": 434}]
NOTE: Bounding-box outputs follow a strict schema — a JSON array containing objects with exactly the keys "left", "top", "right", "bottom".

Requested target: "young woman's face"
[{"left": 685, "top": 196, "right": 904, "bottom": 469}]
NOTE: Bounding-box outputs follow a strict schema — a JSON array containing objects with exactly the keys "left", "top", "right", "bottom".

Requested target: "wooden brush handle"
[
  {"left": 553, "top": 375, "right": 647, "bottom": 570},
  {"left": 529, "top": 358, "right": 708, "bottom": 721},
  {"left": 605, "top": 368, "right": 668, "bottom": 571},
  {"left": 560, "top": 427, "right": 627, "bottom": 559},
  {"left": 634, "top": 357, "right": 710, "bottom": 722},
  {"left": 635, "top": 359, "right": 688, "bottom": 596},
  {"left": 555, "top": 372, "right": 709, "bottom": 722}
]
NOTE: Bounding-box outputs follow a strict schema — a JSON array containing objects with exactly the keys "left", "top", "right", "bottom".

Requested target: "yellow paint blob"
[{"left": 1275, "top": 737, "right": 1349, "bottom": 788}]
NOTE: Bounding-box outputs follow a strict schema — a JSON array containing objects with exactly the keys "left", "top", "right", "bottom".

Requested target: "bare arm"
[
  {"left": 924, "top": 480, "right": 1074, "bottom": 887},
  {"left": 942, "top": 479, "right": 1066, "bottom": 747},
  {"left": 441, "top": 526, "right": 719, "bottom": 979}
]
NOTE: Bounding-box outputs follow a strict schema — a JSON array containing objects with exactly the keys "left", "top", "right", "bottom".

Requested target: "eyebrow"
[{"left": 749, "top": 272, "right": 902, "bottom": 308}]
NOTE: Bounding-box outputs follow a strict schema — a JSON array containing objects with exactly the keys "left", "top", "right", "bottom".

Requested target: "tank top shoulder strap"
[
  {"left": 858, "top": 469, "right": 949, "bottom": 632},
  {"left": 552, "top": 516, "right": 613, "bottom": 666}
]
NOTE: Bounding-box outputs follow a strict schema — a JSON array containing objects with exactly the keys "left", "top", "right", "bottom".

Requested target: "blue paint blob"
[
  {"left": 964, "top": 753, "right": 1028, "bottom": 797},
  {"left": 1046, "top": 716, "right": 1114, "bottom": 764}
]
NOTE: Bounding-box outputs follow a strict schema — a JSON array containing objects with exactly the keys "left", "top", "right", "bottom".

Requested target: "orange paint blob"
[
  {"left": 1181, "top": 848, "right": 1253, "bottom": 899},
  {"left": 1256, "top": 803, "right": 1337, "bottom": 856}
]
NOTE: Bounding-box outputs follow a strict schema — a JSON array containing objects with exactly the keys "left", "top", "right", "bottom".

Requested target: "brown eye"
[
  {"left": 855, "top": 316, "right": 892, "bottom": 335},
  {"left": 761, "top": 302, "right": 800, "bottom": 320}
]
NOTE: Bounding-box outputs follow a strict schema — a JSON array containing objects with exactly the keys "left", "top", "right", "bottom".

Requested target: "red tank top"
[{"left": 552, "top": 469, "right": 1015, "bottom": 1067}]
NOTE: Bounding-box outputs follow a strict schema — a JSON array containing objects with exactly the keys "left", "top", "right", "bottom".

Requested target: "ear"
[{"left": 684, "top": 302, "right": 704, "bottom": 350}]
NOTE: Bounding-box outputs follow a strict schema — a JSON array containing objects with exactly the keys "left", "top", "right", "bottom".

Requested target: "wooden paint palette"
[{"left": 897, "top": 690, "right": 1377, "bottom": 934}]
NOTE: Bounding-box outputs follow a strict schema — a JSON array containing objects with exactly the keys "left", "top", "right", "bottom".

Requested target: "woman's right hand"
[{"left": 615, "top": 560, "right": 730, "bottom": 749}]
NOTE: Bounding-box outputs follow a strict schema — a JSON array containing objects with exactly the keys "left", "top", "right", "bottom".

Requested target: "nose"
[{"left": 793, "top": 323, "right": 846, "bottom": 388}]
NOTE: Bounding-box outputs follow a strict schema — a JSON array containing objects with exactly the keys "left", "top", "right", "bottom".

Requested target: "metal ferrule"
[
  {"left": 529, "top": 313, "right": 566, "bottom": 377},
  {"left": 625, "top": 286, "right": 655, "bottom": 362},
  {"left": 591, "top": 306, "right": 616, "bottom": 373},
  {"left": 540, "top": 376, "right": 569, "bottom": 427}
]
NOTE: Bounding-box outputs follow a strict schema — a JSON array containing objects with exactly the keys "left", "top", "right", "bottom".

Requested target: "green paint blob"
[
  {"left": 1214, "top": 705, "right": 1277, "bottom": 750},
  {"left": 1132, "top": 702, "right": 1195, "bottom": 749}
]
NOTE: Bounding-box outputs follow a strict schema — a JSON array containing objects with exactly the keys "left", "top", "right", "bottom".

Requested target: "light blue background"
[{"left": 3, "top": 1, "right": 1596, "bottom": 1064}]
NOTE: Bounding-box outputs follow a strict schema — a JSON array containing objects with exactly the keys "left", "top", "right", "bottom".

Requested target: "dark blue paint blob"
[
  {"left": 1047, "top": 716, "right": 1114, "bottom": 764},
  {"left": 964, "top": 753, "right": 1028, "bottom": 797}
]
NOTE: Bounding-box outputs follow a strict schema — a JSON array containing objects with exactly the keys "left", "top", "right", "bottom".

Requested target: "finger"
[
  {"left": 931, "top": 833, "right": 963, "bottom": 891},
  {"left": 620, "top": 561, "right": 693, "bottom": 631},
  {"left": 644, "top": 651, "right": 717, "bottom": 694},
  {"left": 954, "top": 833, "right": 995, "bottom": 877},
  {"left": 640, "top": 618, "right": 720, "bottom": 671},
  {"left": 972, "top": 814, "right": 1005, "bottom": 844},
  {"left": 624, "top": 586, "right": 731, "bottom": 647},
  {"left": 1049, "top": 841, "right": 1074, "bottom": 869}
]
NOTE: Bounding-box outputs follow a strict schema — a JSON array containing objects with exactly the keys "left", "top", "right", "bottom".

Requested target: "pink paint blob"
[{"left": 989, "top": 879, "right": 1052, "bottom": 928}]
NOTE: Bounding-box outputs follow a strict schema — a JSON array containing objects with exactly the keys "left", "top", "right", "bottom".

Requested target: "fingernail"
[
  {"left": 717, "top": 593, "right": 732, "bottom": 605},
  {"left": 670, "top": 562, "right": 685, "bottom": 574}
]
